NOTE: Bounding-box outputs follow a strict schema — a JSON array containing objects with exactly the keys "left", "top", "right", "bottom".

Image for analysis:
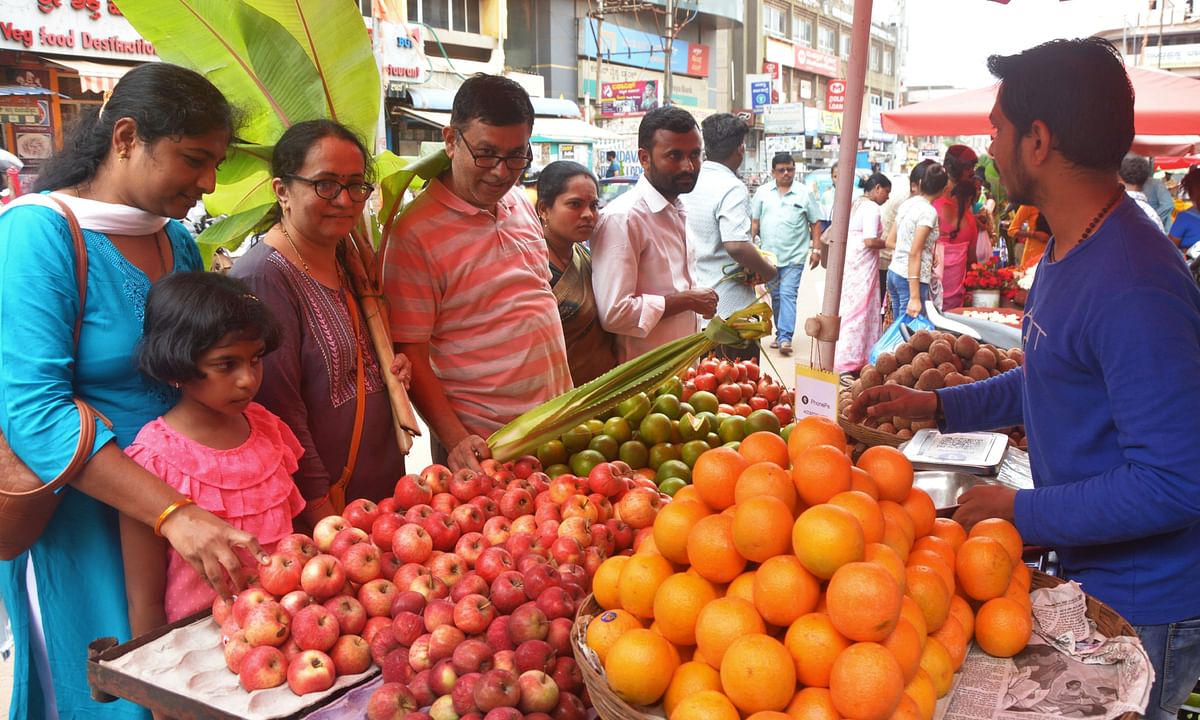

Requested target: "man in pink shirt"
[
  {"left": 591, "top": 106, "right": 718, "bottom": 362},
  {"left": 383, "top": 75, "right": 572, "bottom": 471}
]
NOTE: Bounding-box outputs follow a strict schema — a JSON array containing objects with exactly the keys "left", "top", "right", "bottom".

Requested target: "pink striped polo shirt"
[{"left": 383, "top": 177, "right": 572, "bottom": 438}]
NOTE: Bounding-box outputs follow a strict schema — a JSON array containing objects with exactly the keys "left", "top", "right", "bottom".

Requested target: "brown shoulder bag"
[{"left": 0, "top": 196, "right": 110, "bottom": 561}]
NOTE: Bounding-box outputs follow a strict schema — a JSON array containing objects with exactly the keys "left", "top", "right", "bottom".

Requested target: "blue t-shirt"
[
  {"left": 1169, "top": 208, "right": 1200, "bottom": 250},
  {"left": 939, "top": 198, "right": 1200, "bottom": 626}
]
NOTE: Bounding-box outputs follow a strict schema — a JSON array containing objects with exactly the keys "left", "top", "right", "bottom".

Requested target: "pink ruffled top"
[{"left": 125, "top": 402, "right": 307, "bottom": 622}]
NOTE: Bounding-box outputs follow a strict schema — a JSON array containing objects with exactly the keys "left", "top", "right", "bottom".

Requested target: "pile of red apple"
[
  {"left": 681, "top": 356, "right": 795, "bottom": 425},
  {"left": 213, "top": 456, "right": 662, "bottom": 719}
]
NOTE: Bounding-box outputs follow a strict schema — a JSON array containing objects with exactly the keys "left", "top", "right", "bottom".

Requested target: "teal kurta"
[{"left": 0, "top": 203, "right": 200, "bottom": 719}]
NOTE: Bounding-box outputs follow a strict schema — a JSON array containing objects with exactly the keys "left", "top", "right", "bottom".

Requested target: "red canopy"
[{"left": 882, "top": 65, "right": 1200, "bottom": 137}]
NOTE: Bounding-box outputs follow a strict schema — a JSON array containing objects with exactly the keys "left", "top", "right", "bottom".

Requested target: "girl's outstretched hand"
[{"left": 160, "top": 504, "right": 266, "bottom": 598}]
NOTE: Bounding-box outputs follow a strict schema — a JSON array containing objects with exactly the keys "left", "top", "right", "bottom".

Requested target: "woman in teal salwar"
[{"left": 0, "top": 64, "right": 267, "bottom": 719}]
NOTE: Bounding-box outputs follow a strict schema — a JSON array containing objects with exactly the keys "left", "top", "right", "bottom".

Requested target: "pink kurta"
[
  {"left": 934, "top": 196, "right": 977, "bottom": 311},
  {"left": 835, "top": 200, "right": 884, "bottom": 373},
  {"left": 125, "top": 402, "right": 306, "bottom": 621}
]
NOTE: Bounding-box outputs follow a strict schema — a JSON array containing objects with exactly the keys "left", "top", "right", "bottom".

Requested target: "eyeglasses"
[
  {"left": 456, "top": 128, "right": 532, "bottom": 170},
  {"left": 774, "top": 167, "right": 796, "bottom": 174},
  {"left": 285, "top": 175, "right": 375, "bottom": 202}
]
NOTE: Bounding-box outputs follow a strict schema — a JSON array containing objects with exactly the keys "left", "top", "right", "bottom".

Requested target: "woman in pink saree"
[
  {"left": 835, "top": 173, "right": 892, "bottom": 373},
  {"left": 934, "top": 145, "right": 980, "bottom": 311}
]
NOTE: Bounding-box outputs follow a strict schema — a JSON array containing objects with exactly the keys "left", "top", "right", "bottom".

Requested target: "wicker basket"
[
  {"left": 572, "top": 595, "right": 661, "bottom": 720},
  {"left": 835, "top": 390, "right": 907, "bottom": 448},
  {"left": 1029, "top": 571, "right": 1135, "bottom": 638}
]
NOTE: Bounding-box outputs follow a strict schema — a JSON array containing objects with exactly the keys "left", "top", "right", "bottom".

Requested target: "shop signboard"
[
  {"left": 762, "top": 61, "right": 780, "bottom": 80},
  {"left": 826, "top": 80, "right": 847, "bottom": 112},
  {"left": 377, "top": 20, "right": 428, "bottom": 85},
  {"left": 600, "top": 79, "right": 660, "bottom": 118},
  {"left": 748, "top": 73, "right": 772, "bottom": 115},
  {"left": 763, "top": 102, "right": 805, "bottom": 135},
  {"left": 580, "top": 17, "right": 710, "bottom": 78},
  {"left": 0, "top": 0, "right": 157, "bottom": 60},
  {"left": 794, "top": 47, "right": 840, "bottom": 78}
]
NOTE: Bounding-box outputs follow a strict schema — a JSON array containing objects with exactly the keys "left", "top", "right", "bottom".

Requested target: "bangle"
[{"left": 154, "top": 497, "right": 194, "bottom": 537}]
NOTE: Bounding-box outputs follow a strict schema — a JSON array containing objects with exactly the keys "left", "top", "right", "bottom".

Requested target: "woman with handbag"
[
  {"left": 0, "top": 64, "right": 267, "bottom": 719},
  {"left": 231, "top": 120, "right": 410, "bottom": 529}
]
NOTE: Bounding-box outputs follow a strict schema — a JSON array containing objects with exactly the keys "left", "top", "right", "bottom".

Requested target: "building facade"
[{"left": 1094, "top": 3, "right": 1200, "bottom": 79}]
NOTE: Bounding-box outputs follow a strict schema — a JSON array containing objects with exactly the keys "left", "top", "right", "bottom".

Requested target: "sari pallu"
[
  {"left": 934, "top": 196, "right": 978, "bottom": 311},
  {"left": 553, "top": 245, "right": 618, "bottom": 385}
]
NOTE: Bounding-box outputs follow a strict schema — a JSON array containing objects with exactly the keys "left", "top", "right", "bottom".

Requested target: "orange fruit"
[
  {"left": 891, "top": 694, "right": 924, "bottom": 720},
  {"left": 721, "top": 634, "right": 797, "bottom": 713},
  {"left": 911, "top": 535, "right": 956, "bottom": 570},
  {"left": 930, "top": 615, "right": 969, "bottom": 669},
  {"left": 829, "top": 642, "right": 905, "bottom": 720},
  {"left": 900, "top": 488, "right": 937, "bottom": 539},
  {"left": 905, "top": 564, "right": 951, "bottom": 633},
  {"left": 1009, "top": 561, "right": 1032, "bottom": 591},
  {"left": 974, "top": 597, "right": 1033, "bottom": 658},
  {"left": 827, "top": 490, "right": 884, "bottom": 544},
  {"left": 735, "top": 462, "right": 798, "bottom": 511},
  {"left": 907, "top": 550, "right": 956, "bottom": 597},
  {"left": 791, "top": 444, "right": 853, "bottom": 506},
  {"left": 826, "top": 561, "right": 902, "bottom": 642},
  {"left": 947, "top": 594, "right": 975, "bottom": 639},
  {"left": 918, "top": 636, "right": 954, "bottom": 697},
  {"left": 695, "top": 597, "right": 766, "bottom": 668},
  {"left": 605, "top": 628, "right": 680, "bottom": 705},
  {"left": 905, "top": 669, "right": 938, "bottom": 720},
  {"left": 784, "top": 612, "right": 850, "bottom": 688},
  {"left": 673, "top": 484, "right": 708, "bottom": 507},
  {"left": 654, "top": 572, "right": 720, "bottom": 646},
  {"left": 693, "top": 447, "right": 749, "bottom": 510},
  {"left": 747, "top": 713, "right": 794, "bottom": 720},
  {"left": 585, "top": 609, "right": 643, "bottom": 663},
  {"left": 664, "top": 660, "right": 722, "bottom": 717},
  {"left": 732, "top": 495, "right": 794, "bottom": 562},
  {"left": 754, "top": 555, "right": 821, "bottom": 626},
  {"left": 1005, "top": 580, "right": 1033, "bottom": 611},
  {"left": 883, "top": 617, "right": 924, "bottom": 684},
  {"left": 687, "top": 513, "right": 747, "bottom": 583},
  {"left": 786, "top": 687, "right": 841, "bottom": 720},
  {"left": 593, "top": 555, "right": 629, "bottom": 610},
  {"left": 864, "top": 542, "right": 907, "bottom": 592},
  {"left": 654, "top": 500, "right": 711, "bottom": 564},
  {"left": 792, "top": 504, "right": 865, "bottom": 580},
  {"left": 880, "top": 500, "right": 916, "bottom": 559},
  {"left": 724, "top": 570, "right": 756, "bottom": 603},
  {"left": 955, "top": 536, "right": 1013, "bottom": 601},
  {"left": 849, "top": 466, "right": 879, "bottom": 498},
  {"left": 669, "top": 690, "right": 740, "bottom": 720},
  {"left": 739, "top": 431, "right": 790, "bottom": 468},
  {"left": 855, "top": 446, "right": 913, "bottom": 503},
  {"left": 787, "top": 416, "right": 846, "bottom": 460},
  {"left": 968, "top": 518, "right": 1024, "bottom": 567},
  {"left": 618, "top": 552, "right": 675, "bottom": 619},
  {"left": 930, "top": 517, "right": 967, "bottom": 552},
  {"left": 899, "top": 595, "right": 929, "bottom": 639}
]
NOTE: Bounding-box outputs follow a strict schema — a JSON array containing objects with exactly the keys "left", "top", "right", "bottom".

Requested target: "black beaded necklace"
[{"left": 1049, "top": 186, "right": 1125, "bottom": 261}]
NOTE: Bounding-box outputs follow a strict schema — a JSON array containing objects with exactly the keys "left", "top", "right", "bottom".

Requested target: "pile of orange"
[{"left": 587, "top": 417, "right": 1034, "bottom": 720}]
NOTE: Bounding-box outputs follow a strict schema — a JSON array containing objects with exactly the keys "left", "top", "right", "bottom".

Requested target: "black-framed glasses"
[
  {"left": 455, "top": 128, "right": 532, "bottom": 170},
  {"left": 774, "top": 166, "right": 796, "bottom": 174},
  {"left": 285, "top": 175, "right": 375, "bottom": 202}
]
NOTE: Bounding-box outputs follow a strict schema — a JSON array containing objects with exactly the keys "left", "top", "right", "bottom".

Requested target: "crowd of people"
[{"left": 2, "top": 34, "right": 1200, "bottom": 720}]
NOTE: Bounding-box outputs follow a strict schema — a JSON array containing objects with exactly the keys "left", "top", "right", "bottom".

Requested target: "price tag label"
[{"left": 793, "top": 365, "right": 839, "bottom": 421}]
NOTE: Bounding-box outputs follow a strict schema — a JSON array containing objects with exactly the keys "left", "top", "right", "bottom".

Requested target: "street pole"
[
  {"left": 595, "top": 13, "right": 604, "bottom": 119},
  {"left": 663, "top": 0, "right": 674, "bottom": 105}
]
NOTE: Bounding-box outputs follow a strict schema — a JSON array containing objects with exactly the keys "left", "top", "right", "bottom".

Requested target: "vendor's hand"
[
  {"left": 448, "top": 435, "right": 491, "bottom": 473},
  {"left": 846, "top": 385, "right": 938, "bottom": 425},
  {"left": 690, "top": 288, "right": 719, "bottom": 318},
  {"left": 952, "top": 485, "right": 1017, "bottom": 531},
  {"left": 906, "top": 297, "right": 923, "bottom": 318},
  {"left": 390, "top": 351, "right": 413, "bottom": 388},
  {"left": 160, "top": 504, "right": 266, "bottom": 598}
]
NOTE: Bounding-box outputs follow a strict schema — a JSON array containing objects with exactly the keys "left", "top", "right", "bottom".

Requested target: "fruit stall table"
[{"left": 946, "top": 307, "right": 1023, "bottom": 350}]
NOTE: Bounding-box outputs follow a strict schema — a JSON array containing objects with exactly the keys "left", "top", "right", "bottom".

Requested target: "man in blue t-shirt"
[
  {"left": 603, "top": 150, "right": 620, "bottom": 179},
  {"left": 850, "top": 38, "right": 1200, "bottom": 720}
]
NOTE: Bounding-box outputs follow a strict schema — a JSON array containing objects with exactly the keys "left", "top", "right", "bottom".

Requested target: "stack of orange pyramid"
[{"left": 586, "top": 416, "right": 1034, "bottom": 720}]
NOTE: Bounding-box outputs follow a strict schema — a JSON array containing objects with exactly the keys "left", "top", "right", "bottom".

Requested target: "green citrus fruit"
[
  {"left": 544, "top": 463, "right": 571, "bottom": 479},
  {"left": 588, "top": 434, "right": 620, "bottom": 461},
  {"left": 638, "top": 413, "right": 673, "bottom": 446},
  {"left": 569, "top": 449, "right": 607, "bottom": 477},
  {"left": 658, "top": 477, "right": 687, "bottom": 497},
  {"left": 678, "top": 402, "right": 695, "bottom": 417},
  {"left": 744, "top": 409, "right": 782, "bottom": 436},
  {"left": 536, "top": 440, "right": 569, "bottom": 468},
  {"left": 584, "top": 418, "right": 605, "bottom": 436},
  {"left": 718, "top": 416, "right": 747, "bottom": 444},
  {"left": 689, "top": 390, "right": 719, "bottom": 415},
  {"left": 680, "top": 440, "right": 711, "bottom": 468},
  {"left": 781, "top": 422, "right": 796, "bottom": 442},
  {"left": 602, "top": 416, "right": 634, "bottom": 444},
  {"left": 722, "top": 440, "right": 742, "bottom": 451},
  {"left": 617, "top": 393, "right": 651, "bottom": 424},
  {"left": 706, "top": 432, "right": 723, "bottom": 448},
  {"left": 677, "top": 412, "right": 711, "bottom": 442},
  {"left": 656, "top": 377, "right": 683, "bottom": 398},
  {"left": 657, "top": 459, "right": 692, "bottom": 484},
  {"left": 648, "top": 442, "right": 681, "bottom": 470},
  {"left": 618, "top": 440, "right": 649, "bottom": 469},
  {"left": 651, "top": 393, "right": 682, "bottom": 420}
]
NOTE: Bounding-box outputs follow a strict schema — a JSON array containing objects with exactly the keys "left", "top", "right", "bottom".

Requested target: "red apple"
[
  {"left": 450, "top": 572, "right": 490, "bottom": 602},
  {"left": 582, "top": 546, "right": 606, "bottom": 578},
  {"left": 359, "top": 578, "right": 398, "bottom": 618},
  {"left": 429, "top": 657, "right": 459, "bottom": 696},
  {"left": 536, "top": 520, "right": 560, "bottom": 549},
  {"left": 392, "top": 524, "right": 434, "bottom": 565},
  {"left": 556, "top": 563, "right": 587, "bottom": 591},
  {"left": 615, "top": 488, "right": 661, "bottom": 529},
  {"left": 277, "top": 533, "right": 319, "bottom": 561},
  {"left": 408, "top": 573, "right": 449, "bottom": 601},
  {"left": 514, "top": 639, "right": 556, "bottom": 674},
  {"left": 238, "top": 645, "right": 287, "bottom": 691},
  {"left": 382, "top": 646, "right": 413, "bottom": 683},
  {"left": 431, "top": 492, "right": 460, "bottom": 514},
  {"left": 405, "top": 503, "right": 436, "bottom": 524},
  {"left": 362, "top": 615, "right": 393, "bottom": 645},
  {"left": 212, "top": 595, "right": 233, "bottom": 626},
  {"left": 508, "top": 604, "right": 549, "bottom": 644},
  {"left": 376, "top": 496, "right": 399, "bottom": 514},
  {"left": 454, "top": 532, "right": 487, "bottom": 566},
  {"left": 369, "top": 627, "right": 403, "bottom": 665},
  {"left": 421, "top": 464, "right": 452, "bottom": 494},
  {"left": 330, "top": 526, "right": 371, "bottom": 559},
  {"left": 498, "top": 488, "right": 533, "bottom": 520},
  {"left": 329, "top": 633, "right": 371, "bottom": 676},
  {"left": 301, "top": 554, "right": 347, "bottom": 600},
  {"left": 408, "top": 669, "right": 436, "bottom": 707},
  {"left": 452, "top": 672, "right": 482, "bottom": 715},
  {"left": 391, "top": 589, "right": 427, "bottom": 616},
  {"left": 560, "top": 495, "right": 597, "bottom": 523},
  {"left": 421, "top": 512, "right": 462, "bottom": 552},
  {"left": 407, "top": 633, "right": 432, "bottom": 672},
  {"left": 394, "top": 473, "right": 434, "bottom": 509},
  {"left": 490, "top": 571, "right": 527, "bottom": 614},
  {"left": 517, "top": 553, "right": 549, "bottom": 574},
  {"left": 522, "top": 563, "right": 560, "bottom": 599},
  {"left": 343, "top": 498, "right": 381, "bottom": 533},
  {"left": 482, "top": 516, "right": 512, "bottom": 546},
  {"left": 428, "top": 552, "right": 467, "bottom": 588},
  {"left": 232, "top": 587, "right": 274, "bottom": 626},
  {"left": 492, "top": 649, "right": 517, "bottom": 674},
  {"left": 428, "top": 624, "right": 467, "bottom": 663},
  {"left": 323, "top": 594, "right": 367, "bottom": 636},
  {"left": 517, "top": 669, "right": 560, "bottom": 714},
  {"left": 452, "top": 637, "right": 495, "bottom": 674},
  {"left": 290, "top": 603, "right": 338, "bottom": 652},
  {"left": 223, "top": 630, "right": 252, "bottom": 673},
  {"left": 367, "top": 682, "right": 420, "bottom": 720},
  {"left": 473, "top": 546, "right": 513, "bottom": 584},
  {"left": 510, "top": 515, "right": 538, "bottom": 536},
  {"left": 587, "top": 524, "right": 615, "bottom": 556},
  {"left": 512, "top": 455, "right": 541, "bottom": 479},
  {"left": 605, "top": 519, "right": 634, "bottom": 551},
  {"left": 242, "top": 600, "right": 290, "bottom": 648},
  {"left": 379, "top": 551, "right": 403, "bottom": 581},
  {"left": 451, "top": 504, "right": 486, "bottom": 535},
  {"left": 505, "top": 534, "right": 545, "bottom": 563},
  {"left": 548, "top": 536, "right": 584, "bottom": 567},
  {"left": 553, "top": 691, "right": 586, "bottom": 720},
  {"left": 423, "top": 598, "right": 456, "bottom": 632},
  {"left": 474, "top": 668, "right": 521, "bottom": 712},
  {"left": 486, "top": 615, "right": 515, "bottom": 652},
  {"left": 371, "top": 512, "right": 406, "bottom": 549},
  {"left": 453, "top": 593, "right": 496, "bottom": 634},
  {"left": 551, "top": 656, "right": 582, "bottom": 695},
  {"left": 393, "top": 561, "right": 431, "bottom": 591},
  {"left": 546, "top": 476, "right": 576, "bottom": 504},
  {"left": 450, "top": 468, "right": 489, "bottom": 502},
  {"left": 280, "top": 636, "right": 304, "bottom": 663},
  {"left": 391, "top": 610, "right": 425, "bottom": 646},
  {"left": 312, "top": 515, "right": 349, "bottom": 553},
  {"left": 534, "top": 586, "right": 574, "bottom": 621},
  {"left": 342, "top": 542, "right": 384, "bottom": 585},
  {"left": 545, "top": 617, "right": 573, "bottom": 657},
  {"left": 287, "top": 649, "right": 336, "bottom": 695},
  {"left": 484, "top": 708, "right": 522, "bottom": 720}
]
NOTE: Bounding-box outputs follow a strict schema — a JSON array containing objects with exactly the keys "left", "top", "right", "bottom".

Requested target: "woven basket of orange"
[{"left": 569, "top": 417, "right": 1142, "bottom": 720}]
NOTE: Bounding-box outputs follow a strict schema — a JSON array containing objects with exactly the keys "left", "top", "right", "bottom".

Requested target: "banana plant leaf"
[
  {"left": 196, "top": 203, "right": 275, "bottom": 264},
  {"left": 204, "top": 143, "right": 274, "bottom": 217}
]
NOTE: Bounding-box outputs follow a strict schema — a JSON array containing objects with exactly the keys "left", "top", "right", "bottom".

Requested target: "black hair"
[
  {"left": 606, "top": 150, "right": 616, "bottom": 160},
  {"left": 36, "top": 63, "right": 237, "bottom": 192},
  {"left": 859, "top": 173, "right": 892, "bottom": 193},
  {"left": 637, "top": 105, "right": 697, "bottom": 151},
  {"left": 700, "top": 113, "right": 748, "bottom": 163},
  {"left": 450, "top": 74, "right": 534, "bottom": 129},
  {"left": 1118, "top": 154, "right": 1152, "bottom": 187},
  {"left": 909, "top": 159, "right": 937, "bottom": 189},
  {"left": 270, "top": 119, "right": 374, "bottom": 224},
  {"left": 988, "top": 38, "right": 1133, "bottom": 173},
  {"left": 919, "top": 163, "right": 950, "bottom": 196},
  {"left": 771, "top": 152, "right": 796, "bottom": 169},
  {"left": 139, "top": 272, "right": 280, "bottom": 385},
  {"left": 1183, "top": 167, "right": 1200, "bottom": 197},
  {"left": 535, "top": 161, "right": 598, "bottom": 213},
  {"left": 943, "top": 145, "right": 978, "bottom": 183}
]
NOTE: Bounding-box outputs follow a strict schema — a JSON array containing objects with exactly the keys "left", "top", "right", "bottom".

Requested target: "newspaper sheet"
[{"left": 936, "top": 581, "right": 1151, "bottom": 720}]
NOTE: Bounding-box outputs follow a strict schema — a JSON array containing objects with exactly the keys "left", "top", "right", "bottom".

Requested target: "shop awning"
[
  {"left": 392, "top": 107, "right": 619, "bottom": 143},
  {"left": 47, "top": 58, "right": 137, "bottom": 94},
  {"left": 0, "top": 86, "right": 61, "bottom": 97}
]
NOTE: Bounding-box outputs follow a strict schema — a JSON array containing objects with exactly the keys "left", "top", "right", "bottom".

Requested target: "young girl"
[{"left": 120, "top": 272, "right": 306, "bottom": 635}]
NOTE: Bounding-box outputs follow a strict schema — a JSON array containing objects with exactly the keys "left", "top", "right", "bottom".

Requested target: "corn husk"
[{"left": 487, "top": 302, "right": 772, "bottom": 462}]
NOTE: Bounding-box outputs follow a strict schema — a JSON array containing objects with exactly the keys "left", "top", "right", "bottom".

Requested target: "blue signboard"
[
  {"left": 751, "top": 80, "right": 772, "bottom": 114},
  {"left": 579, "top": 18, "right": 708, "bottom": 77}
]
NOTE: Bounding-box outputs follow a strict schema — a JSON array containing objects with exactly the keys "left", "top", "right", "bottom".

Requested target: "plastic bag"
[{"left": 868, "top": 313, "right": 935, "bottom": 364}]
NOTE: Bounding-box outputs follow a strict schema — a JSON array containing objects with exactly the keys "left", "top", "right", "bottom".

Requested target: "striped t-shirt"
[{"left": 382, "top": 177, "right": 572, "bottom": 437}]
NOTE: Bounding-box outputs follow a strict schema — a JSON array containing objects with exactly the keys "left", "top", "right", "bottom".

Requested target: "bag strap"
[
  {"left": 327, "top": 287, "right": 367, "bottom": 514},
  {"left": 0, "top": 195, "right": 107, "bottom": 498}
]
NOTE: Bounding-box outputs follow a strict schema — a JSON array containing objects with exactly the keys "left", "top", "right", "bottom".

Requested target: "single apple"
[
  {"left": 449, "top": 572, "right": 490, "bottom": 603},
  {"left": 517, "top": 669, "right": 560, "bottom": 714},
  {"left": 405, "top": 503, "right": 436, "bottom": 524},
  {"left": 498, "top": 488, "right": 533, "bottom": 520},
  {"left": 312, "top": 515, "right": 350, "bottom": 553},
  {"left": 279, "top": 589, "right": 313, "bottom": 616},
  {"left": 369, "top": 627, "right": 403, "bottom": 666},
  {"left": 510, "top": 515, "right": 538, "bottom": 536},
  {"left": 473, "top": 668, "right": 521, "bottom": 712},
  {"left": 224, "top": 629, "right": 252, "bottom": 673},
  {"left": 545, "top": 617, "right": 573, "bottom": 656},
  {"left": 330, "top": 526, "right": 371, "bottom": 560},
  {"left": 517, "top": 553, "right": 550, "bottom": 574},
  {"left": 408, "top": 573, "right": 450, "bottom": 601},
  {"left": 449, "top": 468, "right": 488, "bottom": 502},
  {"left": 615, "top": 488, "right": 661, "bottom": 529},
  {"left": 431, "top": 492, "right": 460, "bottom": 515},
  {"left": 359, "top": 578, "right": 399, "bottom": 617},
  {"left": 423, "top": 598, "right": 456, "bottom": 632},
  {"left": 429, "top": 657, "right": 459, "bottom": 696},
  {"left": 535, "top": 521, "right": 559, "bottom": 549},
  {"left": 428, "top": 624, "right": 467, "bottom": 663},
  {"left": 212, "top": 595, "right": 233, "bottom": 627},
  {"left": 522, "top": 563, "right": 560, "bottom": 600},
  {"left": 552, "top": 691, "right": 587, "bottom": 720},
  {"left": 232, "top": 587, "right": 274, "bottom": 627},
  {"left": 587, "top": 463, "right": 624, "bottom": 498},
  {"left": 560, "top": 495, "right": 598, "bottom": 523},
  {"left": 605, "top": 519, "right": 634, "bottom": 552},
  {"left": 329, "top": 633, "right": 371, "bottom": 676},
  {"left": 371, "top": 512, "right": 406, "bottom": 549},
  {"left": 507, "top": 603, "right": 549, "bottom": 645},
  {"left": 491, "top": 649, "right": 517, "bottom": 674},
  {"left": 238, "top": 645, "right": 287, "bottom": 691},
  {"left": 391, "top": 610, "right": 426, "bottom": 646},
  {"left": 394, "top": 473, "right": 434, "bottom": 509},
  {"left": 382, "top": 646, "right": 413, "bottom": 684},
  {"left": 291, "top": 603, "right": 338, "bottom": 652},
  {"left": 242, "top": 600, "right": 290, "bottom": 648},
  {"left": 277, "top": 533, "right": 319, "bottom": 561},
  {"left": 481, "top": 516, "right": 512, "bottom": 546},
  {"left": 514, "top": 638, "right": 556, "bottom": 674},
  {"left": 468, "top": 495, "right": 499, "bottom": 517},
  {"left": 301, "top": 554, "right": 347, "bottom": 601},
  {"left": 421, "top": 512, "right": 463, "bottom": 552},
  {"left": 546, "top": 476, "right": 576, "bottom": 504},
  {"left": 451, "top": 505, "right": 486, "bottom": 536},
  {"left": 343, "top": 498, "right": 381, "bottom": 533},
  {"left": 549, "top": 536, "right": 585, "bottom": 567},
  {"left": 408, "top": 633, "right": 432, "bottom": 672},
  {"left": 421, "top": 464, "right": 453, "bottom": 494},
  {"left": 505, "top": 534, "right": 544, "bottom": 563},
  {"left": 287, "top": 649, "right": 336, "bottom": 695},
  {"left": 408, "top": 669, "right": 436, "bottom": 707},
  {"left": 453, "top": 593, "right": 495, "bottom": 634},
  {"left": 362, "top": 615, "right": 393, "bottom": 645},
  {"left": 550, "top": 656, "right": 582, "bottom": 695},
  {"left": 393, "top": 561, "right": 432, "bottom": 591},
  {"left": 452, "top": 637, "right": 494, "bottom": 674},
  {"left": 474, "top": 547, "right": 514, "bottom": 584},
  {"left": 451, "top": 672, "right": 482, "bottom": 715},
  {"left": 379, "top": 551, "right": 403, "bottom": 581},
  {"left": 490, "top": 572, "right": 527, "bottom": 614},
  {"left": 342, "top": 542, "right": 384, "bottom": 585},
  {"left": 391, "top": 589, "right": 427, "bottom": 616},
  {"left": 431, "top": 693, "right": 461, "bottom": 720},
  {"left": 323, "top": 594, "right": 367, "bottom": 636},
  {"left": 428, "top": 552, "right": 467, "bottom": 588},
  {"left": 366, "top": 681, "right": 420, "bottom": 720},
  {"left": 485, "top": 615, "right": 515, "bottom": 652},
  {"left": 512, "top": 455, "right": 541, "bottom": 479},
  {"left": 556, "top": 563, "right": 587, "bottom": 592},
  {"left": 484, "top": 708, "right": 523, "bottom": 720}
]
